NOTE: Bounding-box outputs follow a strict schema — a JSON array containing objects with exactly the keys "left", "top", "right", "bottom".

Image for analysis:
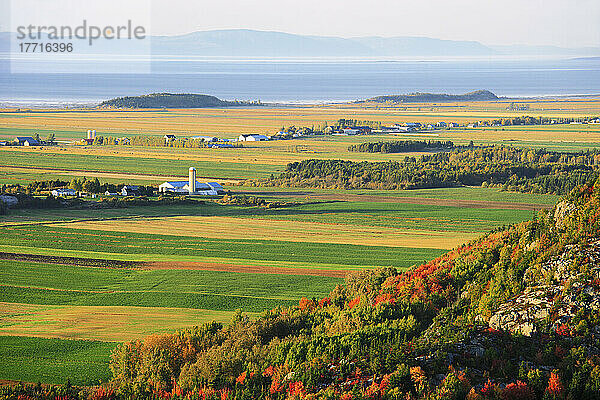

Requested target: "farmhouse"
[
  {"left": 207, "top": 143, "right": 234, "bottom": 148},
  {"left": 238, "top": 134, "right": 268, "bottom": 142},
  {"left": 191, "top": 136, "right": 218, "bottom": 142},
  {"left": 342, "top": 126, "right": 373, "bottom": 135},
  {"left": 15, "top": 136, "right": 40, "bottom": 146},
  {"left": 380, "top": 125, "right": 415, "bottom": 133},
  {"left": 51, "top": 188, "right": 77, "bottom": 197},
  {"left": 354, "top": 126, "right": 372, "bottom": 134},
  {"left": 121, "top": 185, "right": 140, "bottom": 196}
]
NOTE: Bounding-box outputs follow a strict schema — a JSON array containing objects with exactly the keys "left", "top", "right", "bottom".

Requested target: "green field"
[
  {"left": 0, "top": 336, "right": 113, "bottom": 385},
  {"left": 0, "top": 182, "right": 561, "bottom": 385},
  {"left": 0, "top": 224, "right": 444, "bottom": 269},
  {"left": 0, "top": 149, "right": 281, "bottom": 179},
  {"left": 0, "top": 260, "right": 339, "bottom": 311},
  {"left": 238, "top": 186, "right": 560, "bottom": 204},
  {"left": 0, "top": 102, "right": 589, "bottom": 385}
]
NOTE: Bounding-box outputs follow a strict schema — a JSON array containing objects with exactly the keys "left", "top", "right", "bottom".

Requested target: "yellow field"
[
  {"left": 55, "top": 215, "right": 477, "bottom": 249},
  {"left": 1, "top": 97, "right": 599, "bottom": 142},
  {"left": 0, "top": 302, "right": 236, "bottom": 342},
  {"left": 4, "top": 121, "right": 600, "bottom": 183}
]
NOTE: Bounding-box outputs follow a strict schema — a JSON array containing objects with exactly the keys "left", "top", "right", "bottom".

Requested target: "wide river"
[{"left": 0, "top": 57, "right": 599, "bottom": 106}]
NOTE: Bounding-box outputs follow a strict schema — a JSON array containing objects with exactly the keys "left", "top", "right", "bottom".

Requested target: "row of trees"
[
  {"left": 67, "top": 177, "right": 154, "bottom": 196},
  {"left": 251, "top": 146, "right": 600, "bottom": 194},
  {"left": 329, "top": 118, "right": 382, "bottom": 129},
  {"left": 85, "top": 136, "right": 242, "bottom": 148},
  {"left": 348, "top": 140, "right": 455, "bottom": 153},
  {"left": 33, "top": 132, "right": 56, "bottom": 145},
  {"left": 471, "top": 115, "right": 599, "bottom": 127},
  {"left": 1, "top": 178, "right": 155, "bottom": 196},
  {"left": 0, "top": 179, "right": 68, "bottom": 195}
]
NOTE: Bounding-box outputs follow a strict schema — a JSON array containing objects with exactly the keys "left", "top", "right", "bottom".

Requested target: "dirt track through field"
[{"left": 241, "top": 191, "right": 552, "bottom": 211}]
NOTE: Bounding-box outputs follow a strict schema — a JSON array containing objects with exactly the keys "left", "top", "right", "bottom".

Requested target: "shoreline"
[{"left": 2, "top": 92, "right": 600, "bottom": 110}]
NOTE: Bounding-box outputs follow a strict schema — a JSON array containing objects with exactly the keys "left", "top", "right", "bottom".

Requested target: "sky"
[
  {"left": 2, "top": 0, "right": 599, "bottom": 47},
  {"left": 151, "top": 0, "right": 600, "bottom": 47}
]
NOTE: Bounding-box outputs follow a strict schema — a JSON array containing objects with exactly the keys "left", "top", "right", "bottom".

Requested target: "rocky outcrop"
[
  {"left": 489, "top": 241, "right": 600, "bottom": 336},
  {"left": 553, "top": 200, "right": 576, "bottom": 229}
]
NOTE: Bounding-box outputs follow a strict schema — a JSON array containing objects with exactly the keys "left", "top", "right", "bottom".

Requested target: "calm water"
[{"left": 0, "top": 58, "right": 599, "bottom": 106}]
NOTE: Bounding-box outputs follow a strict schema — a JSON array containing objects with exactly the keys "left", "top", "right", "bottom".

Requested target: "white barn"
[
  {"left": 51, "top": 188, "right": 77, "bottom": 197},
  {"left": 159, "top": 181, "right": 225, "bottom": 195},
  {"left": 238, "top": 134, "right": 268, "bottom": 142}
]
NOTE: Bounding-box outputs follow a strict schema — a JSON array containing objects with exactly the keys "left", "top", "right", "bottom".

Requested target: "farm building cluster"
[
  {"left": 159, "top": 168, "right": 225, "bottom": 195},
  {"left": 0, "top": 136, "right": 56, "bottom": 147},
  {"left": 49, "top": 168, "right": 225, "bottom": 198}
]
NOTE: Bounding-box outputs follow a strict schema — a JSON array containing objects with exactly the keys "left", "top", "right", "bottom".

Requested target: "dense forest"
[
  {"left": 7, "top": 177, "right": 600, "bottom": 399},
  {"left": 250, "top": 146, "right": 600, "bottom": 195},
  {"left": 99, "top": 94, "right": 256, "bottom": 109},
  {"left": 348, "top": 140, "right": 455, "bottom": 153},
  {"left": 365, "top": 90, "right": 499, "bottom": 103}
]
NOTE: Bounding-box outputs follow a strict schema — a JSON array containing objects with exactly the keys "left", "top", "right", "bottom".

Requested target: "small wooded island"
[
  {"left": 99, "top": 93, "right": 259, "bottom": 109},
  {"left": 365, "top": 89, "right": 499, "bottom": 103}
]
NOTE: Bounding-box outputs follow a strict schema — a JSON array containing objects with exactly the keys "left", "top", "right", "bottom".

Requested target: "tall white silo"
[{"left": 189, "top": 167, "right": 196, "bottom": 194}]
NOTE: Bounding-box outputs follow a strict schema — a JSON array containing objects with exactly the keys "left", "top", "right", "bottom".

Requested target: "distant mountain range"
[
  {"left": 151, "top": 30, "right": 494, "bottom": 57},
  {"left": 1, "top": 29, "right": 599, "bottom": 58},
  {"left": 151, "top": 30, "right": 600, "bottom": 57}
]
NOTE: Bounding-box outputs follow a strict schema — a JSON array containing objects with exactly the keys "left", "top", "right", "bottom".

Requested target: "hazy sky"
[
  {"left": 150, "top": 0, "right": 600, "bottom": 47},
  {"left": 2, "top": 0, "right": 599, "bottom": 47}
]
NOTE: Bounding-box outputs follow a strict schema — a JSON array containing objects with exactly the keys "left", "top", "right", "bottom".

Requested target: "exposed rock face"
[
  {"left": 489, "top": 241, "right": 600, "bottom": 336},
  {"left": 554, "top": 200, "right": 576, "bottom": 229},
  {"left": 489, "top": 286, "right": 556, "bottom": 336}
]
